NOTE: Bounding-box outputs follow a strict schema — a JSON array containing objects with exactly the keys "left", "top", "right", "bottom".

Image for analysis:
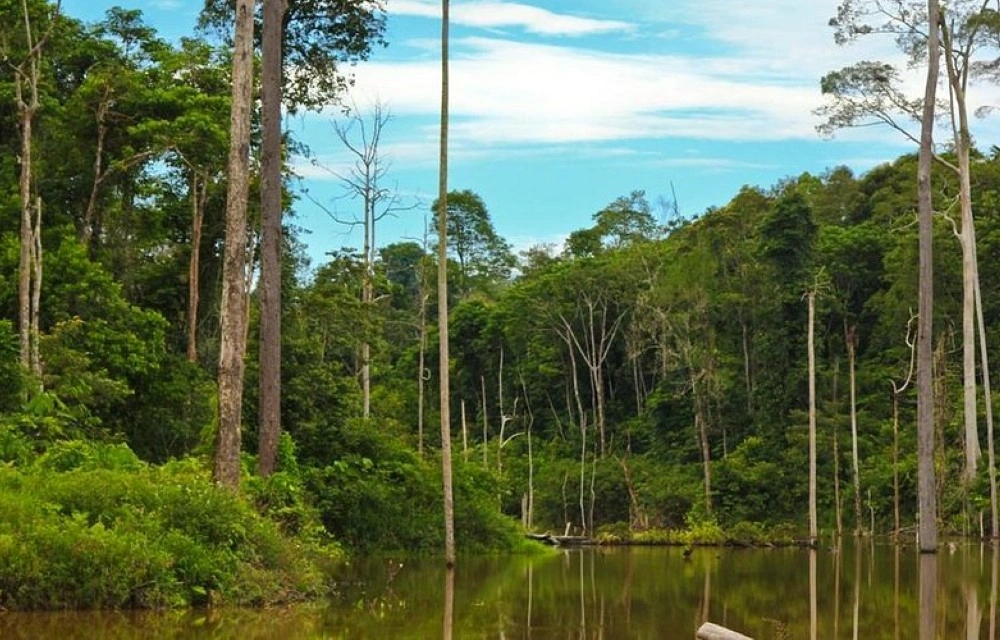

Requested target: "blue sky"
[{"left": 60, "top": 1, "right": 1000, "bottom": 267}]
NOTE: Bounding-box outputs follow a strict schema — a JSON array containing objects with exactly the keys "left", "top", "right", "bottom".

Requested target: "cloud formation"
[
  {"left": 318, "top": 0, "right": 999, "bottom": 168},
  {"left": 391, "top": 0, "right": 633, "bottom": 36},
  {"left": 342, "top": 36, "right": 824, "bottom": 147}
]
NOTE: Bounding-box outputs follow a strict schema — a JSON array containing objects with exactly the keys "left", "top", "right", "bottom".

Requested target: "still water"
[{"left": 1, "top": 543, "right": 998, "bottom": 639}]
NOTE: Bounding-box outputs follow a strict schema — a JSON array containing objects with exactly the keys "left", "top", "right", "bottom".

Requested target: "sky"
[{"left": 60, "top": 0, "right": 1000, "bottom": 267}]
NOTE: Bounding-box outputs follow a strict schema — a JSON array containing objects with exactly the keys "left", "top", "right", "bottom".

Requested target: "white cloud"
[
  {"left": 390, "top": 0, "right": 633, "bottom": 36},
  {"left": 307, "top": 0, "right": 1000, "bottom": 172},
  {"left": 150, "top": 0, "right": 183, "bottom": 9},
  {"left": 335, "top": 36, "right": 825, "bottom": 149}
]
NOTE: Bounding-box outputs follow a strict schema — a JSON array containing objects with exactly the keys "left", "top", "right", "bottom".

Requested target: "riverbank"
[{"left": 0, "top": 441, "right": 338, "bottom": 610}]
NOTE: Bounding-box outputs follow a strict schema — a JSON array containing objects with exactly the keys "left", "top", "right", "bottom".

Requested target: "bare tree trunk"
[
  {"left": 187, "top": 173, "right": 206, "bottom": 363},
  {"left": 520, "top": 371, "right": 535, "bottom": 531},
  {"left": 82, "top": 93, "right": 109, "bottom": 246},
  {"left": 561, "top": 339, "right": 588, "bottom": 535},
  {"left": 694, "top": 378, "right": 713, "bottom": 517},
  {"left": 832, "top": 358, "right": 843, "bottom": 538},
  {"left": 835, "top": 427, "right": 843, "bottom": 537},
  {"left": 437, "top": 0, "right": 455, "bottom": 568},
  {"left": 418, "top": 221, "right": 429, "bottom": 456},
  {"left": 418, "top": 292, "right": 427, "bottom": 456},
  {"left": 940, "top": 17, "right": 983, "bottom": 487},
  {"left": 257, "top": 0, "right": 285, "bottom": 477},
  {"left": 30, "top": 196, "right": 41, "bottom": 378},
  {"left": 461, "top": 399, "right": 468, "bottom": 461},
  {"left": 961, "top": 216, "right": 979, "bottom": 481},
  {"left": 893, "top": 391, "right": 901, "bottom": 538},
  {"left": 916, "top": 0, "right": 940, "bottom": 552},
  {"left": 362, "top": 191, "right": 372, "bottom": 418},
  {"left": 15, "top": 2, "right": 38, "bottom": 376},
  {"left": 742, "top": 319, "right": 753, "bottom": 415},
  {"left": 214, "top": 0, "right": 255, "bottom": 489},
  {"left": 847, "top": 325, "right": 863, "bottom": 536},
  {"left": 976, "top": 270, "right": 999, "bottom": 539},
  {"left": 481, "top": 376, "right": 488, "bottom": 468},
  {"left": 808, "top": 290, "right": 818, "bottom": 545}
]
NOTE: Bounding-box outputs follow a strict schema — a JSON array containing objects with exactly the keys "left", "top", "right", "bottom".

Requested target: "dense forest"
[{"left": 2, "top": 0, "right": 1000, "bottom": 611}]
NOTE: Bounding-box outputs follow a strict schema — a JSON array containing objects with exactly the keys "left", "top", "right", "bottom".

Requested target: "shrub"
[{"left": 0, "top": 448, "right": 335, "bottom": 610}]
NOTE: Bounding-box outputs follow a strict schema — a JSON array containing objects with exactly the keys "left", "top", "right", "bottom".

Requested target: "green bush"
[
  {"left": 0, "top": 448, "right": 336, "bottom": 610},
  {"left": 725, "top": 521, "right": 769, "bottom": 546},
  {"left": 305, "top": 425, "right": 524, "bottom": 555}
]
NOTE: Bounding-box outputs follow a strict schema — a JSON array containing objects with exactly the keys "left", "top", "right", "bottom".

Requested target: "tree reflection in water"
[{"left": 7, "top": 544, "right": 1000, "bottom": 638}]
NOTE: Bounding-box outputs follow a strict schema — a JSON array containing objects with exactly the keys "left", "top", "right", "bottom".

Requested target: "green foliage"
[
  {"left": 0, "top": 321, "right": 22, "bottom": 411},
  {"left": 0, "top": 445, "right": 335, "bottom": 610},
  {"left": 304, "top": 423, "right": 522, "bottom": 555}
]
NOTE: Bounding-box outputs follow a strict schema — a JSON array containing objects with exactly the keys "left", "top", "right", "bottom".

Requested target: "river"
[{"left": 1, "top": 542, "right": 996, "bottom": 638}]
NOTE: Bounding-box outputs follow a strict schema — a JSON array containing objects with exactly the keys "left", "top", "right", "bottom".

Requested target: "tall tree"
[
  {"left": 257, "top": 0, "right": 284, "bottom": 477},
  {"left": 821, "top": 0, "right": 996, "bottom": 488},
  {"left": 214, "top": 0, "right": 255, "bottom": 489},
  {"left": 10, "top": 0, "right": 59, "bottom": 381},
  {"left": 199, "top": 0, "right": 385, "bottom": 112},
  {"left": 431, "top": 189, "right": 514, "bottom": 297},
  {"left": 917, "top": 0, "right": 940, "bottom": 553},
  {"left": 437, "top": 0, "right": 455, "bottom": 567},
  {"left": 322, "top": 101, "right": 410, "bottom": 419}
]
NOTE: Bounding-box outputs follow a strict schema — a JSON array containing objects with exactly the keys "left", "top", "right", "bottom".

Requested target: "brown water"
[{"left": 1, "top": 542, "right": 997, "bottom": 639}]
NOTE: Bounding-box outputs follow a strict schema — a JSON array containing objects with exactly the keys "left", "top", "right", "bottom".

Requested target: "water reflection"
[
  {"left": 6, "top": 543, "right": 1000, "bottom": 638},
  {"left": 920, "top": 552, "right": 937, "bottom": 640},
  {"left": 443, "top": 567, "right": 454, "bottom": 640}
]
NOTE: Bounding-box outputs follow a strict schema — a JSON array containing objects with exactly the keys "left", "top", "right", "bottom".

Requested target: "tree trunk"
[
  {"left": 257, "top": 0, "right": 285, "bottom": 478},
  {"left": 417, "top": 292, "right": 427, "bottom": 456},
  {"left": 694, "top": 377, "right": 713, "bottom": 518},
  {"left": 808, "top": 290, "right": 818, "bottom": 544},
  {"left": 30, "top": 196, "right": 41, "bottom": 379},
  {"left": 960, "top": 210, "right": 979, "bottom": 481},
  {"left": 361, "top": 187, "right": 372, "bottom": 418},
  {"left": 481, "top": 376, "right": 488, "bottom": 468},
  {"left": 187, "top": 173, "right": 206, "bottom": 363},
  {"left": 916, "top": 0, "right": 940, "bottom": 553},
  {"left": 437, "top": 0, "right": 455, "bottom": 568},
  {"left": 847, "top": 325, "right": 863, "bottom": 536},
  {"left": 835, "top": 426, "right": 843, "bottom": 538},
  {"left": 214, "top": 0, "right": 255, "bottom": 489},
  {"left": 893, "top": 390, "right": 901, "bottom": 538},
  {"left": 953, "top": 62, "right": 998, "bottom": 537},
  {"left": 16, "top": 38, "right": 36, "bottom": 376},
  {"left": 975, "top": 265, "right": 999, "bottom": 539},
  {"left": 461, "top": 399, "right": 468, "bottom": 460}
]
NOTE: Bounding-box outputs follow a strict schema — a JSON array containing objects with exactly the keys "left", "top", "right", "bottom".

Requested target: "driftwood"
[
  {"left": 524, "top": 533, "right": 593, "bottom": 546},
  {"left": 696, "top": 622, "right": 754, "bottom": 640}
]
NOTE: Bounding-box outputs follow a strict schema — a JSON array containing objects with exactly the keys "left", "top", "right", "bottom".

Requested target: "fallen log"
[
  {"left": 523, "top": 533, "right": 594, "bottom": 546},
  {"left": 696, "top": 622, "right": 754, "bottom": 640}
]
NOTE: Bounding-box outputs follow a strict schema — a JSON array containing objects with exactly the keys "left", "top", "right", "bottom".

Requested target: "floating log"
[
  {"left": 696, "top": 622, "right": 754, "bottom": 640},
  {"left": 524, "top": 533, "right": 594, "bottom": 546}
]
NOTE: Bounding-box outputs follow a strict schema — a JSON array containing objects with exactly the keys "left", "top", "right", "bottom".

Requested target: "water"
[{"left": 2, "top": 542, "right": 997, "bottom": 639}]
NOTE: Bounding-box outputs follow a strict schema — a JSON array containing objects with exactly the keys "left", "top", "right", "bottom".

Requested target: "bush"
[
  {"left": 305, "top": 425, "right": 524, "bottom": 555},
  {"left": 0, "top": 447, "right": 336, "bottom": 610}
]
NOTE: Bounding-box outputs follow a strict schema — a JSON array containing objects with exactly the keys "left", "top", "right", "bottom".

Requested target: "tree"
[
  {"left": 257, "top": 0, "right": 283, "bottom": 477},
  {"left": 437, "top": 0, "right": 455, "bottom": 568},
  {"left": 199, "top": 0, "right": 386, "bottom": 113},
  {"left": 591, "top": 190, "right": 661, "bottom": 249},
  {"left": 321, "top": 101, "right": 413, "bottom": 420},
  {"left": 214, "top": 0, "right": 255, "bottom": 489},
  {"left": 822, "top": 0, "right": 997, "bottom": 492},
  {"left": 199, "top": 0, "right": 387, "bottom": 478},
  {"left": 806, "top": 275, "right": 820, "bottom": 545},
  {"left": 431, "top": 189, "right": 514, "bottom": 296},
  {"left": 917, "top": 0, "right": 940, "bottom": 553},
  {"left": 8, "top": 0, "right": 59, "bottom": 382}
]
